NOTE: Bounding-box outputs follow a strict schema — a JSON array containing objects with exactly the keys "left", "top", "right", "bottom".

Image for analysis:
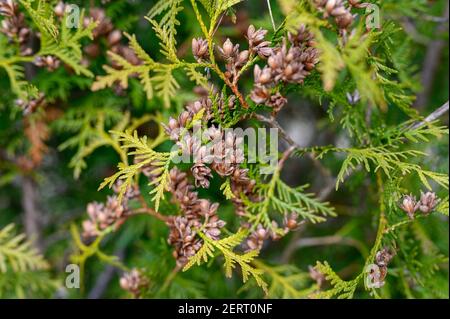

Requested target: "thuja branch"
[
  {"left": 209, "top": 63, "right": 249, "bottom": 108},
  {"left": 363, "top": 172, "right": 388, "bottom": 286},
  {"left": 284, "top": 235, "right": 368, "bottom": 258},
  {"left": 254, "top": 113, "right": 335, "bottom": 199},
  {"left": 256, "top": 101, "right": 449, "bottom": 152},
  {"left": 188, "top": 0, "right": 250, "bottom": 108},
  {"left": 70, "top": 224, "right": 127, "bottom": 292},
  {"left": 130, "top": 195, "right": 170, "bottom": 223},
  {"left": 254, "top": 114, "right": 297, "bottom": 147},
  {"left": 278, "top": 145, "right": 296, "bottom": 170},
  {"left": 383, "top": 215, "right": 426, "bottom": 234},
  {"left": 410, "top": 101, "right": 449, "bottom": 130}
]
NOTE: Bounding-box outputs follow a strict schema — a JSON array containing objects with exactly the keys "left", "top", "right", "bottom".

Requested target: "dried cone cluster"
[
  {"left": 245, "top": 224, "right": 273, "bottom": 251},
  {"left": 165, "top": 168, "right": 226, "bottom": 267},
  {"left": 313, "top": 0, "right": 353, "bottom": 31},
  {"left": 313, "top": 0, "right": 354, "bottom": 30},
  {"left": 82, "top": 7, "right": 140, "bottom": 66},
  {"left": 192, "top": 38, "right": 209, "bottom": 62},
  {"left": 309, "top": 265, "right": 325, "bottom": 288},
  {"left": 119, "top": 268, "right": 149, "bottom": 297},
  {"left": 82, "top": 181, "right": 139, "bottom": 238},
  {"left": 367, "top": 248, "right": 395, "bottom": 288},
  {"left": 399, "top": 191, "right": 440, "bottom": 219},
  {"left": 15, "top": 92, "right": 45, "bottom": 115},
  {"left": 313, "top": 0, "right": 372, "bottom": 36},
  {"left": 246, "top": 25, "right": 273, "bottom": 59},
  {"left": 55, "top": 3, "right": 142, "bottom": 92},
  {"left": 250, "top": 25, "right": 319, "bottom": 114},
  {"left": 192, "top": 25, "right": 273, "bottom": 85},
  {"left": 163, "top": 95, "right": 254, "bottom": 196},
  {"left": 217, "top": 25, "right": 272, "bottom": 84},
  {"left": 163, "top": 95, "right": 212, "bottom": 141},
  {"left": 244, "top": 213, "right": 302, "bottom": 252},
  {"left": 34, "top": 55, "right": 61, "bottom": 71},
  {"left": 164, "top": 28, "right": 311, "bottom": 253},
  {"left": 0, "top": 0, "right": 32, "bottom": 55},
  {"left": 161, "top": 86, "right": 269, "bottom": 263}
]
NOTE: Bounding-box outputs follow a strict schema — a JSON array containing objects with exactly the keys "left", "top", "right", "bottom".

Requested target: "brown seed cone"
[
  {"left": 418, "top": 191, "right": 439, "bottom": 215},
  {"left": 192, "top": 37, "right": 209, "bottom": 62},
  {"left": 212, "top": 161, "right": 236, "bottom": 177},
  {"left": 84, "top": 43, "right": 101, "bottom": 58},
  {"left": 108, "top": 29, "right": 122, "bottom": 46},
  {"left": 33, "top": 56, "right": 61, "bottom": 71},
  {"left": 203, "top": 214, "right": 226, "bottom": 240},
  {"left": 245, "top": 224, "right": 268, "bottom": 251},
  {"left": 313, "top": 0, "right": 354, "bottom": 30},
  {"left": 16, "top": 93, "right": 46, "bottom": 115},
  {"left": 166, "top": 216, "right": 203, "bottom": 267},
  {"left": 0, "top": 0, "right": 32, "bottom": 55},
  {"left": 283, "top": 212, "right": 301, "bottom": 231},
  {"left": 375, "top": 248, "right": 395, "bottom": 267},
  {"left": 399, "top": 194, "right": 419, "bottom": 219},
  {"left": 218, "top": 38, "right": 239, "bottom": 60},
  {"left": 89, "top": 8, "right": 114, "bottom": 38},
  {"left": 191, "top": 163, "right": 213, "bottom": 188},
  {"left": 250, "top": 85, "right": 271, "bottom": 104},
  {"left": 267, "top": 92, "right": 288, "bottom": 114},
  {"left": 82, "top": 195, "right": 127, "bottom": 238},
  {"left": 119, "top": 268, "right": 149, "bottom": 296},
  {"left": 0, "top": 0, "right": 17, "bottom": 17},
  {"left": 288, "top": 24, "right": 315, "bottom": 47}
]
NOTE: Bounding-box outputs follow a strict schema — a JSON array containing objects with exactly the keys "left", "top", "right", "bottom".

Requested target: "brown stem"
[
  {"left": 211, "top": 64, "right": 249, "bottom": 108},
  {"left": 254, "top": 113, "right": 335, "bottom": 196},
  {"left": 129, "top": 194, "right": 170, "bottom": 222},
  {"left": 224, "top": 75, "right": 249, "bottom": 108},
  {"left": 159, "top": 264, "right": 182, "bottom": 293},
  {"left": 21, "top": 176, "right": 44, "bottom": 252},
  {"left": 410, "top": 101, "right": 449, "bottom": 130},
  {"left": 278, "top": 145, "right": 295, "bottom": 171},
  {"left": 130, "top": 207, "right": 169, "bottom": 223},
  {"left": 254, "top": 114, "right": 297, "bottom": 147}
]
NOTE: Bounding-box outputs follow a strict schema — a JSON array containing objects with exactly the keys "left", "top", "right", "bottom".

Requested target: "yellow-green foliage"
[
  {"left": 183, "top": 229, "right": 268, "bottom": 293},
  {"left": 0, "top": 224, "right": 48, "bottom": 272}
]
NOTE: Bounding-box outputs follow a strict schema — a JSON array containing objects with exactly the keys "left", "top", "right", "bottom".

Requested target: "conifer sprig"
[
  {"left": 183, "top": 229, "right": 268, "bottom": 293},
  {"left": 0, "top": 224, "right": 49, "bottom": 273}
]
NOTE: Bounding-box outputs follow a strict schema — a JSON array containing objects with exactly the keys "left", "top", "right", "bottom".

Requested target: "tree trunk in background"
[
  {"left": 415, "top": 2, "right": 449, "bottom": 110},
  {"left": 21, "top": 176, "right": 43, "bottom": 252}
]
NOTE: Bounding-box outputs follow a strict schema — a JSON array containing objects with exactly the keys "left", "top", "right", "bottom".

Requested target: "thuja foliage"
[{"left": 0, "top": 0, "right": 448, "bottom": 299}]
